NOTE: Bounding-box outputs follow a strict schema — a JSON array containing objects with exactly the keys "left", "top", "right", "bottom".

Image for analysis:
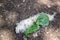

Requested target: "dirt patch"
[
  {"left": 0, "top": 29, "right": 15, "bottom": 40},
  {"left": 0, "top": 0, "right": 60, "bottom": 40}
]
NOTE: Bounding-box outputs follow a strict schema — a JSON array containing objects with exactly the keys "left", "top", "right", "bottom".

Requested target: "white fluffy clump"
[
  {"left": 15, "top": 13, "right": 56, "bottom": 33},
  {"left": 15, "top": 14, "right": 39, "bottom": 33},
  {"left": 47, "top": 13, "right": 56, "bottom": 21}
]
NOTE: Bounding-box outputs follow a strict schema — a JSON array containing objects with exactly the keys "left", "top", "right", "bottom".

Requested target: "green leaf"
[
  {"left": 24, "top": 22, "right": 39, "bottom": 36},
  {"left": 36, "top": 12, "right": 49, "bottom": 27}
]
